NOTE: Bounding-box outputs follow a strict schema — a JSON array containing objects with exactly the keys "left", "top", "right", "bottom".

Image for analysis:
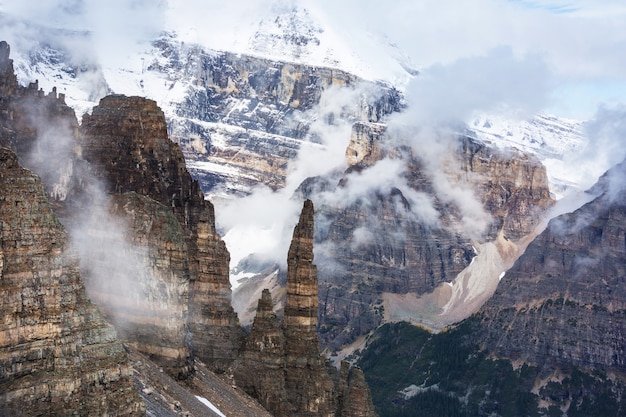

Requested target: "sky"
[{"left": 0, "top": 0, "right": 625, "bottom": 120}]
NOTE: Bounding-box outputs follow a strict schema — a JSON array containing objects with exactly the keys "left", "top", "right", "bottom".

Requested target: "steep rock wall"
[
  {"left": 310, "top": 123, "right": 553, "bottom": 349},
  {"left": 148, "top": 35, "right": 403, "bottom": 194},
  {"left": 80, "top": 95, "right": 242, "bottom": 373},
  {"left": 0, "top": 147, "right": 144, "bottom": 416},
  {"left": 476, "top": 159, "right": 626, "bottom": 371},
  {"left": 233, "top": 200, "right": 377, "bottom": 417}
]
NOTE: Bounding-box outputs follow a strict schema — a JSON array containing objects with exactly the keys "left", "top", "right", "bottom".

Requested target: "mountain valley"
[{"left": 0, "top": 3, "right": 625, "bottom": 416}]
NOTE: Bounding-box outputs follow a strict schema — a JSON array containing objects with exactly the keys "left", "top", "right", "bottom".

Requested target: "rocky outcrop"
[
  {"left": 105, "top": 192, "right": 193, "bottom": 378},
  {"left": 146, "top": 34, "right": 403, "bottom": 194},
  {"left": 0, "top": 41, "right": 19, "bottom": 150},
  {"left": 357, "top": 159, "right": 626, "bottom": 416},
  {"left": 476, "top": 159, "right": 626, "bottom": 372},
  {"left": 345, "top": 121, "right": 388, "bottom": 167},
  {"left": 337, "top": 362, "right": 378, "bottom": 417},
  {"left": 233, "top": 289, "right": 292, "bottom": 415},
  {"left": 1, "top": 40, "right": 381, "bottom": 416},
  {"left": 234, "top": 200, "right": 377, "bottom": 417},
  {"left": 306, "top": 125, "right": 554, "bottom": 349},
  {"left": 282, "top": 199, "right": 336, "bottom": 415},
  {"left": 456, "top": 137, "right": 553, "bottom": 241},
  {"left": 0, "top": 147, "right": 144, "bottom": 416},
  {"left": 80, "top": 95, "right": 242, "bottom": 374}
]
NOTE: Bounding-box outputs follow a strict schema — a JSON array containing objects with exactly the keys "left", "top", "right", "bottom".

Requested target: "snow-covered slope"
[
  {"left": 1, "top": 9, "right": 592, "bottom": 201},
  {"left": 468, "top": 113, "right": 588, "bottom": 198},
  {"left": 165, "top": 2, "right": 418, "bottom": 87}
]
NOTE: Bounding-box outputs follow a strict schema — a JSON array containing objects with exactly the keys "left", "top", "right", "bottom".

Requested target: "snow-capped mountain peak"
[{"left": 467, "top": 113, "right": 589, "bottom": 198}]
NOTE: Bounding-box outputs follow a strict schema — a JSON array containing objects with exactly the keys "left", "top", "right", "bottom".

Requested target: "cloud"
[
  {"left": 0, "top": 0, "right": 166, "bottom": 69},
  {"left": 394, "top": 47, "right": 554, "bottom": 127},
  {"left": 215, "top": 84, "right": 364, "bottom": 270},
  {"left": 550, "top": 104, "right": 626, "bottom": 196},
  {"left": 377, "top": 47, "right": 552, "bottom": 239},
  {"left": 2, "top": 0, "right": 625, "bottom": 119}
]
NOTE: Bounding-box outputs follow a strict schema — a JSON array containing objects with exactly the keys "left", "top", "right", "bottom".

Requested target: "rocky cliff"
[
  {"left": 80, "top": 94, "right": 243, "bottom": 374},
  {"left": 0, "top": 39, "right": 385, "bottom": 416},
  {"left": 234, "top": 200, "right": 377, "bottom": 417},
  {"left": 358, "top": 159, "right": 626, "bottom": 416},
  {"left": 0, "top": 146, "right": 144, "bottom": 416},
  {"left": 145, "top": 34, "right": 404, "bottom": 195},
  {"left": 477, "top": 158, "right": 626, "bottom": 372},
  {"left": 303, "top": 122, "right": 554, "bottom": 350}
]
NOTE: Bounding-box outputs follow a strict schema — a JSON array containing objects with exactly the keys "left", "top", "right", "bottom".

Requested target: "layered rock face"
[
  {"left": 308, "top": 123, "right": 554, "bottom": 349},
  {"left": 0, "top": 147, "right": 144, "bottom": 416},
  {"left": 147, "top": 35, "right": 403, "bottom": 194},
  {"left": 337, "top": 361, "right": 378, "bottom": 417},
  {"left": 234, "top": 200, "right": 377, "bottom": 417},
  {"left": 282, "top": 199, "right": 336, "bottom": 415},
  {"left": 477, "top": 159, "right": 626, "bottom": 371},
  {"left": 80, "top": 95, "right": 242, "bottom": 374},
  {"left": 233, "top": 289, "right": 292, "bottom": 415},
  {"left": 357, "top": 159, "right": 626, "bottom": 416}
]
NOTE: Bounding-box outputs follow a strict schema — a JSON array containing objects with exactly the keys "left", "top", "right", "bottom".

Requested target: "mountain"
[
  {"left": 358, "top": 157, "right": 626, "bottom": 416},
  {"left": 0, "top": 40, "right": 377, "bottom": 416},
  {"left": 468, "top": 113, "right": 588, "bottom": 198},
  {"left": 1, "top": 4, "right": 620, "bottom": 416}
]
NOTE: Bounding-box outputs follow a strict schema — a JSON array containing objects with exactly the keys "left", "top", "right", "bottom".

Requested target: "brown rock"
[
  {"left": 233, "top": 289, "right": 293, "bottom": 416},
  {"left": 476, "top": 158, "right": 626, "bottom": 371},
  {"left": 80, "top": 95, "right": 243, "bottom": 374},
  {"left": 234, "top": 200, "right": 378, "bottom": 417},
  {"left": 345, "top": 122, "right": 387, "bottom": 167},
  {"left": 308, "top": 129, "right": 554, "bottom": 350},
  {"left": 337, "top": 362, "right": 378, "bottom": 417},
  {"left": 0, "top": 147, "right": 144, "bottom": 416}
]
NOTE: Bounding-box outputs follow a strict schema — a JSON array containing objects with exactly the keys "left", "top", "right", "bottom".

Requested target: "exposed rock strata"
[
  {"left": 337, "top": 361, "right": 378, "bottom": 417},
  {"left": 308, "top": 124, "right": 554, "bottom": 349},
  {"left": 233, "top": 289, "right": 292, "bottom": 415},
  {"left": 476, "top": 159, "right": 626, "bottom": 372},
  {"left": 282, "top": 199, "right": 336, "bottom": 415},
  {"left": 0, "top": 147, "right": 144, "bottom": 416},
  {"left": 148, "top": 34, "right": 404, "bottom": 194},
  {"left": 234, "top": 200, "right": 377, "bottom": 417},
  {"left": 80, "top": 95, "right": 242, "bottom": 374},
  {"left": 0, "top": 40, "right": 383, "bottom": 416}
]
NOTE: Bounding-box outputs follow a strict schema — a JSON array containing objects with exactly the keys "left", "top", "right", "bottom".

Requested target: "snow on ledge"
[{"left": 195, "top": 395, "right": 226, "bottom": 417}]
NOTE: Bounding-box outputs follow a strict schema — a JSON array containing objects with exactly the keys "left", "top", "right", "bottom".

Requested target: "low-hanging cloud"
[
  {"left": 215, "top": 84, "right": 366, "bottom": 269},
  {"left": 393, "top": 46, "right": 554, "bottom": 128},
  {"left": 579, "top": 104, "right": 626, "bottom": 193}
]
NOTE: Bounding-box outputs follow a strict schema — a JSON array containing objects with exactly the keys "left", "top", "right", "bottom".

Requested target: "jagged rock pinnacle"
[{"left": 283, "top": 198, "right": 318, "bottom": 333}]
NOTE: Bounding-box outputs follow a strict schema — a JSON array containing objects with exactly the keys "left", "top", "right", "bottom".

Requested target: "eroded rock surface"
[
  {"left": 307, "top": 125, "right": 554, "bottom": 349},
  {"left": 80, "top": 95, "right": 243, "bottom": 374},
  {"left": 234, "top": 200, "right": 377, "bottom": 417},
  {"left": 477, "top": 159, "right": 626, "bottom": 372},
  {"left": 0, "top": 147, "right": 144, "bottom": 416}
]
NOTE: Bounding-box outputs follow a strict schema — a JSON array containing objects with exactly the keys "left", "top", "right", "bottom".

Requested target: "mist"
[
  {"left": 17, "top": 93, "right": 181, "bottom": 336},
  {"left": 215, "top": 84, "right": 361, "bottom": 271}
]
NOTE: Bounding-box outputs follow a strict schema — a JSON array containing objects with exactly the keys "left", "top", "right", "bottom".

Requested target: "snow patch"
[
  {"left": 195, "top": 396, "right": 226, "bottom": 417},
  {"left": 468, "top": 113, "right": 588, "bottom": 198}
]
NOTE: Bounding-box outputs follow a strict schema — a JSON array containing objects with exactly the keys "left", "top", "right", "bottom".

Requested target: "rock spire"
[{"left": 233, "top": 199, "right": 378, "bottom": 417}]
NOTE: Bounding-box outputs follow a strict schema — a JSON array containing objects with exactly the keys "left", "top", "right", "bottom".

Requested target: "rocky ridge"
[
  {"left": 233, "top": 200, "right": 377, "bottom": 417},
  {"left": 1, "top": 40, "right": 380, "bottom": 416},
  {"left": 476, "top": 158, "right": 626, "bottom": 372},
  {"left": 80, "top": 94, "right": 243, "bottom": 375},
  {"left": 2, "top": 26, "right": 563, "bottom": 358},
  {"left": 151, "top": 34, "right": 404, "bottom": 196},
  {"left": 0, "top": 147, "right": 144, "bottom": 415},
  {"left": 357, "top": 158, "right": 626, "bottom": 416},
  {"left": 291, "top": 120, "right": 554, "bottom": 350}
]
